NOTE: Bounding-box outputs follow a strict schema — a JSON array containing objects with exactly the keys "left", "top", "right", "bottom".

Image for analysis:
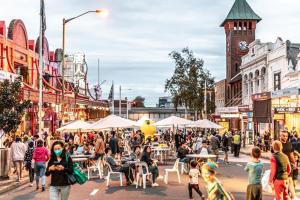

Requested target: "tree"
[
  {"left": 132, "top": 96, "right": 145, "bottom": 108},
  {"left": 165, "top": 47, "right": 215, "bottom": 118},
  {"left": 0, "top": 77, "right": 30, "bottom": 136}
]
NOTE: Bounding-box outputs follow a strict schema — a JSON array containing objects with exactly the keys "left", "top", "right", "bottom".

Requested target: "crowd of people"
[{"left": 4, "top": 127, "right": 300, "bottom": 200}]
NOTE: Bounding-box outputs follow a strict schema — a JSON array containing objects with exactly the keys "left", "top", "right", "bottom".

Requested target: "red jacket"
[{"left": 33, "top": 147, "right": 50, "bottom": 163}]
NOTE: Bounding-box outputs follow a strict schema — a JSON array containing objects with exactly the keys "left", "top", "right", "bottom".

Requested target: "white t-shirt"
[{"left": 189, "top": 168, "right": 199, "bottom": 184}]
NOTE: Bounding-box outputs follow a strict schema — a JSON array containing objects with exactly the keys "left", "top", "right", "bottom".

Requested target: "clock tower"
[{"left": 221, "top": 0, "right": 261, "bottom": 106}]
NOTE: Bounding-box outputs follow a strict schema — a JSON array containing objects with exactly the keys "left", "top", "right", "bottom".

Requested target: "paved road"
[{"left": 0, "top": 154, "right": 294, "bottom": 200}]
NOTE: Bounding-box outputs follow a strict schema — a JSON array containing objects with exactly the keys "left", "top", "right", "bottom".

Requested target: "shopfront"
[{"left": 272, "top": 87, "right": 300, "bottom": 138}]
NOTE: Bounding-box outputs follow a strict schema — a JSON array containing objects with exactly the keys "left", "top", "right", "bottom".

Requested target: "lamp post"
[{"left": 61, "top": 9, "right": 107, "bottom": 124}]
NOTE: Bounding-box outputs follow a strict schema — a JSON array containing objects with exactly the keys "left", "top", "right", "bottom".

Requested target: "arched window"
[
  {"left": 234, "top": 22, "right": 237, "bottom": 31},
  {"left": 238, "top": 22, "right": 242, "bottom": 30},
  {"left": 235, "top": 63, "right": 239, "bottom": 72},
  {"left": 244, "top": 22, "right": 247, "bottom": 31},
  {"left": 249, "top": 22, "right": 252, "bottom": 30}
]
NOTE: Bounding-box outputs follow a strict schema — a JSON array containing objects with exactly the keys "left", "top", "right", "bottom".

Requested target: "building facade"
[
  {"left": 240, "top": 37, "right": 300, "bottom": 138},
  {"left": 217, "top": 0, "right": 262, "bottom": 131},
  {"left": 215, "top": 79, "right": 226, "bottom": 109},
  {"left": 0, "top": 19, "right": 108, "bottom": 135}
]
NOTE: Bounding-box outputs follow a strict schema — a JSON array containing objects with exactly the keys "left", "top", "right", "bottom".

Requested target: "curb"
[{"left": 0, "top": 177, "right": 29, "bottom": 195}]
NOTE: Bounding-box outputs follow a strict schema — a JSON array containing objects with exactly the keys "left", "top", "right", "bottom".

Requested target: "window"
[
  {"left": 244, "top": 22, "right": 247, "bottom": 31},
  {"left": 249, "top": 22, "right": 252, "bottom": 30},
  {"left": 238, "top": 22, "right": 242, "bottom": 30},
  {"left": 235, "top": 63, "right": 239, "bottom": 72},
  {"left": 234, "top": 22, "right": 237, "bottom": 31},
  {"left": 274, "top": 72, "right": 281, "bottom": 91}
]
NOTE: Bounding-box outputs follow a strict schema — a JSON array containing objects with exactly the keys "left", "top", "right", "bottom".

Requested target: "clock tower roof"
[{"left": 220, "top": 0, "right": 262, "bottom": 27}]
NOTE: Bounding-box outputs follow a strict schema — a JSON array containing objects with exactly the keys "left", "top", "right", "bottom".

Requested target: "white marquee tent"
[
  {"left": 56, "top": 120, "right": 91, "bottom": 132},
  {"left": 153, "top": 116, "right": 194, "bottom": 127}
]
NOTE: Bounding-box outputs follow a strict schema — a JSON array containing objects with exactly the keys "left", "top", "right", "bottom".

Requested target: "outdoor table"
[
  {"left": 152, "top": 147, "right": 171, "bottom": 165},
  {"left": 71, "top": 156, "right": 91, "bottom": 168},
  {"left": 70, "top": 154, "right": 93, "bottom": 159}
]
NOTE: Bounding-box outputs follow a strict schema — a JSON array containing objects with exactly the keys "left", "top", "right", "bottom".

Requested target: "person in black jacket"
[
  {"left": 141, "top": 146, "right": 159, "bottom": 187},
  {"left": 24, "top": 141, "right": 35, "bottom": 187},
  {"left": 108, "top": 131, "right": 119, "bottom": 155},
  {"left": 46, "top": 140, "right": 73, "bottom": 200}
]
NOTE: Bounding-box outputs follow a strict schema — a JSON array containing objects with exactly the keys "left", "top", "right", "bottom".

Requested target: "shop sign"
[
  {"left": 216, "top": 106, "right": 239, "bottom": 113},
  {"left": 0, "top": 70, "right": 20, "bottom": 82},
  {"left": 252, "top": 92, "right": 271, "bottom": 101},
  {"left": 220, "top": 113, "right": 240, "bottom": 118},
  {"left": 271, "top": 87, "right": 300, "bottom": 99},
  {"left": 274, "top": 107, "right": 300, "bottom": 114},
  {"left": 238, "top": 105, "right": 250, "bottom": 112}
]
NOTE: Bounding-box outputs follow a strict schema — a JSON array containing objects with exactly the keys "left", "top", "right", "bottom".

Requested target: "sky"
[{"left": 1, "top": 0, "right": 299, "bottom": 106}]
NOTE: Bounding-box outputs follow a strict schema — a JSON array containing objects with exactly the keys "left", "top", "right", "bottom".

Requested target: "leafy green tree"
[
  {"left": 133, "top": 96, "right": 145, "bottom": 108},
  {"left": 0, "top": 77, "right": 30, "bottom": 136},
  {"left": 165, "top": 47, "right": 215, "bottom": 118}
]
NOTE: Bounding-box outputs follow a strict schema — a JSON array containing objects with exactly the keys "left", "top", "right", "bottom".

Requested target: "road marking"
[
  {"left": 90, "top": 189, "right": 99, "bottom": 196},
  {"left": 236, "top": 164, "right": 243, "bottom": 167}
]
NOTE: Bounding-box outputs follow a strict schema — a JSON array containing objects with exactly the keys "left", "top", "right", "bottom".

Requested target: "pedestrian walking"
[
  {"left": 210, "top": 132, "right": 220, "bottom": 163},
  {"left": 245, "top": 147, "right": 264, "bottom": 200},
  {"left": 233, "top": 132, "right": 241, "bottom": 157},
  {"left": 188, "top": 160, "right": 205, "bottom": 200},
  {"left": 269, "top": 140, "right": 291, "bottom": 200},
  {"left": 221, "top": 132, "right": 229, "bottom": 164},
  {"left": 24, "top": 141, "right": 35, "bottom": 187},
  {"left": 10, "top": 136, "right": 27, "bottom": 182},
  {"left": 46, "top": 140, "right": 74, "bottom": 200},
  {"left": 280, "top": 130, "right": 297, "bottom": 199},
  {"left": 33, "top": 139, "right": 50, "bottom": 191}
]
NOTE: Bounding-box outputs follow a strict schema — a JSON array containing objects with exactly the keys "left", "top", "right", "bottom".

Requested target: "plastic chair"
[
  {"left": 87, "top": 158, "right": 103, "bottom": 180},
  {"left": 164, "top": 158, "right": 181, "bottom": 184},
  {"left": 135, "top": 162, "right": 152, "bottom": 189},
  {"left": 106, "top": 163, "right": 123, "bottom": 187},
  {"left": 178, "top": 161, "right": 186, "bottom": 174}
]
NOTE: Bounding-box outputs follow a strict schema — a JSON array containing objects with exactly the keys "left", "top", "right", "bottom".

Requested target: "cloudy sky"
[{"left": 1, "top": 0, "right": 299, "bottom": 106}]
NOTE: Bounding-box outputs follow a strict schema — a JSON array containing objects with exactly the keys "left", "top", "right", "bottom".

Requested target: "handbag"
[
  {"left": 73, "top": 162, "right": 88, "bottom": 185},
  {"left": 65, "top": 155, "right": 77, "bottom": 185}
]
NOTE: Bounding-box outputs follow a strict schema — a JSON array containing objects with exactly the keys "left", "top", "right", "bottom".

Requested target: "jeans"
[
  {"left": 35, "top": 162, "right": 46, "bottom": 187},
  {"left": 49, "top": 186, "right": 71, "bottom": 200},
  {"left": 149, "top": 165, "right": 159, "bottom": 183},
  {"left": 188, "top": 183, "right": 203, "bottom": 199}
]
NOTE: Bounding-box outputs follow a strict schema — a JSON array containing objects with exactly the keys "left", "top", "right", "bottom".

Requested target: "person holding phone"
[{"left": 46, "top": 141, "right": 73, "bottom": 200}]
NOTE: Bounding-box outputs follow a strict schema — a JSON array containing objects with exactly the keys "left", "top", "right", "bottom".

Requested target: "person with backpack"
[
  {"left": 46, "top": 140, "right": 74, "bottom": 200},
  {"left": 24, "top": 141, "right": 35, "bottom": 187}
]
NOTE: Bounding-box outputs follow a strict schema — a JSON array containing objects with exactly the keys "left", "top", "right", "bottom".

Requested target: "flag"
[{"left": 108, "top": 83, "right": 114, "bottom": 102}]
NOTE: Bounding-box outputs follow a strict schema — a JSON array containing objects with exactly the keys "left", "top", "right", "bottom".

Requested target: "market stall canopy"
[
  {"left": 83, "top": 114, "right": 136, "bottom": 131},
  {"left": 192, "top": 119, "right": 223, "bottom": 129},
  {"left": 153, "top": 116, "right": 194, "bottom": 127},
  {"left": 56, "top": 120, "right": 91, "bottom": 132}
]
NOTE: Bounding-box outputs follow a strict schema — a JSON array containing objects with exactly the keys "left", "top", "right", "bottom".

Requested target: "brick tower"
[{"left": 221, "top": 0, "right": 261, "bottom": 106}]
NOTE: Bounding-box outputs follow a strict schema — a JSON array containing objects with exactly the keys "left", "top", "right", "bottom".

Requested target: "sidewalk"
[
  {"left": 240, "top": 145, "right": 271, "bottom": 160},
  {"left": 0, "top": 169, "right": 29, "bottom": 195}
]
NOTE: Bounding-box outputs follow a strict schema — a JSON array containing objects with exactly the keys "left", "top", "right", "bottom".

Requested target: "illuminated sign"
[
  {"left": 252, "top": 92, "right": 271, "bottom": 101},
  {"left": 274, "top": 107, "right": 300, "bottom": 114},
  {"left": 220, "top": 113, "right": 240, "bottom": 118}
]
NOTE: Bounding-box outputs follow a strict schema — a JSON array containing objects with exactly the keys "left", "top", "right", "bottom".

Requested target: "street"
[{"left": 0, "top": 154, "right": 278, "bottom": 200}]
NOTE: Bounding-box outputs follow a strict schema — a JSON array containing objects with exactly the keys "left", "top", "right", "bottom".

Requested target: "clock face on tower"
[{"left": 239, "top": 41, "right": 248, "bottom": 51}]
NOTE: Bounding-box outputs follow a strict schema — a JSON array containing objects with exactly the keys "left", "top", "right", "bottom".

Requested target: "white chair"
[
  {"left": 135, "top": 162, "right": 152, "bottom": 189},
  {"left": 87, "top": 158, "right": 103, "bottom": 180},
  {"left": 164, "top": 158, "right": 181, "bottom": 184},
  {"left": 178, "top": 161, "right": 187, "bottom": 174},
  {"left": 106, "top": 163, "right": 123, "bottom": 187}
]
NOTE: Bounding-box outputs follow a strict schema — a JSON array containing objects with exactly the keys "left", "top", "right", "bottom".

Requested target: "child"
[
  {"left": 244, "top": 147, "right": 264, "bottom": 200},
  {"left": 24, "top": 141, "right": 35, "bottom": 187},
  {"left": 201, "top": 161, "right": 233, "bottom": 200},
  {"left": 188, "top": 160, "right": 205, "bottom": 200}
]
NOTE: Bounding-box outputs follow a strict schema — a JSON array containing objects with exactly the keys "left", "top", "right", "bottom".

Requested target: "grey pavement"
[{"left": 0, "top": 153, "right": 279, "bottom": 200}]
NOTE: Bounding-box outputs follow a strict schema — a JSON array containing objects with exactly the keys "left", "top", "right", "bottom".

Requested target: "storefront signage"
[
  {"left": 238, "top": 105, "right": 251, "bottom": 112},
  {"left": 252, "top": 92, "right": 271, "bottom": 101},
  {"left": 0, "top": 70, "right": 20, "bottom": 82},
  {"left": 220, "top": 113, "right": 240, "bottom": 118},
  {"left": 274, "top": 107, "right": 300, "bottom": 114},
  {"left": 272, "top": 87, "right": 300, "bottom": 99},
  {"left": 216, "top": 106, "right": 239, "bottom": 113}
]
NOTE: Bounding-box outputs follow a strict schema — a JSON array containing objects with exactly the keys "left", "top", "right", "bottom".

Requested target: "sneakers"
[
  {"left": 42, "top": 186, "right": 45, "bottom": 192},
  {"left": 29, "top": 183, "right": 33, "bottom": 187},
  {"left": 151, "top": 183, "right": 159, "bottom": 187},
  {"left": 36, "top": 186, "right": 39, "bottom": 191}
]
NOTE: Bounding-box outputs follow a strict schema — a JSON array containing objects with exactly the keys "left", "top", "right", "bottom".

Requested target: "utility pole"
[
  {"left": 38, "top": 0, "right": 44, "bottom": 133},
  {"left": 119, "top": 85, "right": 121, "bottom": 117},
  {"left": 61, "top": 18, "right": 66, "bottom": 125}
]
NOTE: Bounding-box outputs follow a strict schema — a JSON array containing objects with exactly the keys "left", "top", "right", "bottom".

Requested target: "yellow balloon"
[{"left": 140, "top": 120, "right": 156, "bottom": 139}]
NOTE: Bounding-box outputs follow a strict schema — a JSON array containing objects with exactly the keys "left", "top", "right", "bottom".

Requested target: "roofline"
[{"left": 220, "top": 18, "right": 262, "bottom": 27}]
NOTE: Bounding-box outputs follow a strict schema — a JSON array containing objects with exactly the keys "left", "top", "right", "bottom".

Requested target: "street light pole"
[{"left": 60, "top": 10, "right": 106, "bottom": 125}]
